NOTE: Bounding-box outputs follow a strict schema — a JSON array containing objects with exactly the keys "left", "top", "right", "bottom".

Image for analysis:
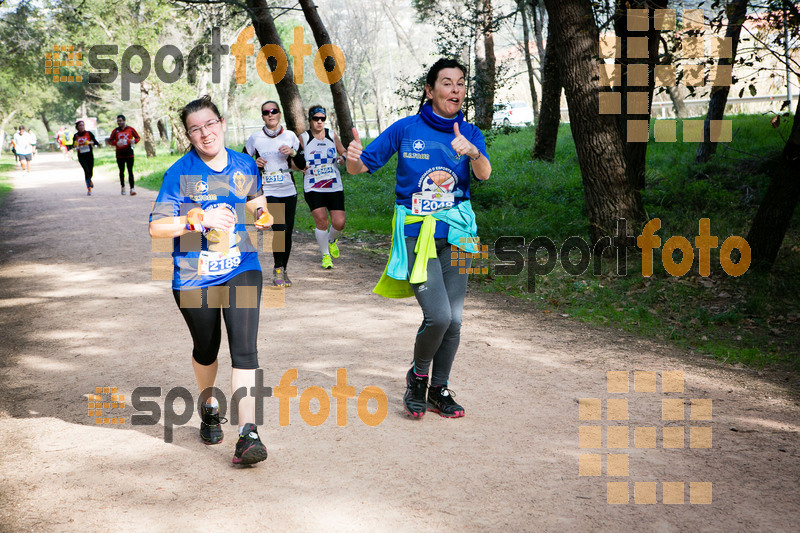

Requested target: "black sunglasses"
[
  {"left": 312, "top": 116, "right": 326, "bottom": 122},
  {"left": 262, "top": 108, "right": 281, "bottom": 115}
]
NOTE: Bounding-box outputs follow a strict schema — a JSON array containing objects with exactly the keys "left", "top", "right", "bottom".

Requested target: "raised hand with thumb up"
[
  {"left": 346, "top": 127, "right": 368, "bottom": 174},
  {"left": 347, "top": 127, "right": 362, "bottom": 159},
  {"left": 451, "top": 121, "right": 480, "bottom": 161}
]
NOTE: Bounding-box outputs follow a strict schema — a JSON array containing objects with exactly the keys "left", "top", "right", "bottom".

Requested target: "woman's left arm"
[
  {"left": 469, "top": 152, "right": 491, "bottom": 181},
  {"left": 452, "top": 123, "right": 491, "bottom": 181}
]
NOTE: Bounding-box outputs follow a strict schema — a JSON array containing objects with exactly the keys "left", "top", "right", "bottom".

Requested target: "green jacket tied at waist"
[{"left": 373, "top": 200, "right": 479, "bottom": 298}]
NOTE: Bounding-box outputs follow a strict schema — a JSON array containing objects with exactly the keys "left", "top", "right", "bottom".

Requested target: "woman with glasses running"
[
  {"left": 244, "top": 101, "right": 305, "bottom": 287},
  {"left": 346, "top": 58, "right": 491, "bottom": 419},
  {"left": 300, "top": 105, "right": 347, "bottom": 269},
  {"left": 149, "top": 95, "right": 273, "bottom": 465}
]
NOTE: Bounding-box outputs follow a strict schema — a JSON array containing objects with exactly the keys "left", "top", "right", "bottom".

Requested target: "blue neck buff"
[{"left": 419, "top": 101, "right": 464, "bottom": 133}]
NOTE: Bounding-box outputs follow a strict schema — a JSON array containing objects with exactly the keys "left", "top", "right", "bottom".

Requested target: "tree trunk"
[
  {"left": 139, "top": 80, "right": 157, "bottom": 157},
  {"left": 531, "top": 1, "right": 546, "bottom": 80},
  {"left": 347, "top": 89, "right": 357, "bottom": 136},
  {"left": 298, "top": 0, "right": 355, "bottom": 146},
  {"left": 473, "top": 0, "right": 496, "bottom": 130},
  {"left": 695, "top": 0, "right": 749, "bottom": 163},
  {"left": 40, "top": 112, "right": 51, "bottom": 135},
  {"left": 543, "top": 0, "right": 644, "bottom": 246},
  {"left": 520, "top": 0, "right": 539, "bottom": 124},
  {"left": 380, "top": 0, "right": 420, "bottom": 58},
  {"left": 532, "top": 14, "right": 561, "bottom": 162},
  {"left": 246, "top": 0, "right": 306, "bottom": 133},
  {"left": 746, "top": 97, "right": 800, "bottom": 270},
  {"left": 225, "top": 71, "right": 239, "bottom": 144},
  {"left": 156, "top": 118, "right": 168, "bottom": 141},
  {"left": 1, "top": 110, "right": 19, "bottom": 156},
  {"left": 169, "top": 114, "right": 192, "bottom": 154},
  {"left": 375, "top": 102, "right": 383, "bottom": 134},
  {"left": 614, "top": 0, "right": 669, "bottom": 193},
  {"left": 368, "top": 59, "right": 384, "bottom": 133},
  {"left": 358, "top": 96, "right": 371, "bottom": 139},
  {"left": 666, "top": 86, "right": 687, "bottom": 119}
]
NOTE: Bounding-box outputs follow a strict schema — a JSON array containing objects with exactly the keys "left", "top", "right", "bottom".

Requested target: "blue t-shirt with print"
[
  {"left": 359, "top": 114, "right": 488, "bottom": 238},
  {"left": 149, "top": 148, "right": 263, "bottom": 290}
]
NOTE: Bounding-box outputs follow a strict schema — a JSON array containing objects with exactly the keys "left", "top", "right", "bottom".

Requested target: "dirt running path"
[{"left": 0, "top": 152, "right": 798, "bottom": 532}]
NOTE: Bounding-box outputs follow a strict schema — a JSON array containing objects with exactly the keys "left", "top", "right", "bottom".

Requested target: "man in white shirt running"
[{"left": 12, "top": 126, "right": 34, "bottom": 173}]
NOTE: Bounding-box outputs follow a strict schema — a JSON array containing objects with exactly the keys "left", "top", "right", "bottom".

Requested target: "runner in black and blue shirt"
[
  {"left": 346, "top": 58, "right": 492, "bottom": 419},
  {"left": 300, "top": 105, "right": 347, "bottom": 270},
  {"left": 149, "top": 96, "right": 273, "bottom": 466}
]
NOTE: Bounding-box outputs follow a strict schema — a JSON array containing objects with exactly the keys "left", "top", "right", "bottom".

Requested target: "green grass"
[
  {"left": 131, "top": 115, "right": 800, "bottom": 370},
  {"left": 0, "top": 157, "right": 16, "bottom": 204},
  {"left": 463, "top": 115, "right": 799, "bottom": 370}
]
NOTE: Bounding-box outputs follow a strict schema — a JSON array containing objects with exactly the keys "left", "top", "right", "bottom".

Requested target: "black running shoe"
[
  {"left": 200, "top": 404, "right": 226, "bottom": 445},
  {"left": 232, "top": 423, "right": 268, "bottom": 465},
  {"left": 427, "top": 385, "right": 465, "bottom": 418},
  {"left": 403, "top": 368, "right": 428, "bottom": 418}
]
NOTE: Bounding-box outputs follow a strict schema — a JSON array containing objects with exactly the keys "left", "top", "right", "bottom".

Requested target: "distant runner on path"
[
  {"left": 12, "top": 126, "right": 35, "bottom": 174},
  {"left": 71, "top": 120, "right": 101, "bottom": 196},
  {"left": 107, "top": 114, "right": 140, "bottom": 196}
]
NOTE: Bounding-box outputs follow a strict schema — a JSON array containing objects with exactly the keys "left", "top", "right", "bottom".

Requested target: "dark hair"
[
  {"left": 418, "top": 58, "right": 467, "bottom": 113},
  {"left": 75, "top": 120, "right": 84, "bottom": 127},
  {"left": 117, "top": 114, "right": 126, "bottom": 121},
  {"left": 180, "top": 95, "right": 222, "bottom": 130},
  {"left": 308, "top": 105, "right": 326, "bottom": 120},
  {"left": 261, "top": 100, "right": 280, "bottom": 112},
  {"left": 18, "top": 125, "right": 24, "bottom": 130}
]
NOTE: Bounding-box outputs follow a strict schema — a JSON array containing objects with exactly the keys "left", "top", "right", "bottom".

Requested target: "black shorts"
[
  {"left": 171, "top": 269, "right": 262, "bottom": 370},
  {"left": 304, "top": 190, "right": 345, "bottom": 212},
  {"left": 18, "top": 153, "right": 32, "bottom": 162}
]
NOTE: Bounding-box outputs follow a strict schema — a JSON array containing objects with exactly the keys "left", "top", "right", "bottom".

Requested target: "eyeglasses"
[
  {"left": 311, "top": 116, "right": 326, "bottom": 122},
  {"left": 187, "top": 118, "right": 222, "bottom": 137},
  {"left": 262, "top": 108, "right": 281, "bottom": 115}
]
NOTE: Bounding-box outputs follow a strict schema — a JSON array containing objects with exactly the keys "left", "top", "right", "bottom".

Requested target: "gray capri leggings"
[{"left": 405, "top": 236, "right": 471, "bottom": 386}]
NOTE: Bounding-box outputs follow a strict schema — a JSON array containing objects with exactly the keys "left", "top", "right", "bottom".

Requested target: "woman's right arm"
[
  {"left": 149, "top": 170, "right": 182, "bottom": 239},
  {"left": 148, "top": 216, "right": 188, "bottom": 239},
  {"left": 149, "top": 207, "right": 236, "bottom": 239}
]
